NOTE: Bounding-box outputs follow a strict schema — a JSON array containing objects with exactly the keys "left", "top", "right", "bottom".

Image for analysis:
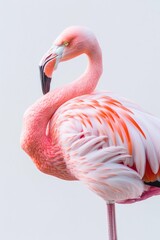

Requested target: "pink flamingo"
[{"left": 21, "top": 26, "right": 160, "bottom": 240}]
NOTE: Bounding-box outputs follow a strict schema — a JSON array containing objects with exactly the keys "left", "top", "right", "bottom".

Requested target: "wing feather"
[
  {"left": 59, "top": 131, "right": 144, "bottom": 202},
  {"left": 50, "top": 92, "right": 160, "bottom": 185}
]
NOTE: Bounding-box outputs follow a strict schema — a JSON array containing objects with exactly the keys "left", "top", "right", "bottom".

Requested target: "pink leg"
[{"left": 107, "top": 202, "right": 117, "bottom": 240}]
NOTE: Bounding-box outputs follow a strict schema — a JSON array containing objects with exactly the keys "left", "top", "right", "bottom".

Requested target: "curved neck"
[
  {"left": 70, "top": 45, "right": 103, "bottom": 96},
  {"left": 21, "top": 45, "right": 102, "bottom": 160}
]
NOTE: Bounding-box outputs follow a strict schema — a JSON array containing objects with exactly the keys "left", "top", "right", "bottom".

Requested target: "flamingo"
[{"left": 21, "top": 26, "right": 160, "bottom": 240}]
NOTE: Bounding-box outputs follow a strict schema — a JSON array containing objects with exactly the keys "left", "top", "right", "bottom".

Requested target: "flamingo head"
[{"left": 39, "top": 26, "right": 96, "bottom": 94}]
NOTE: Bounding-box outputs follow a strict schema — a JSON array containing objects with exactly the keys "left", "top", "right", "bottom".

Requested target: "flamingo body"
[
  {"left": 48, "top": 92, "right": 160, "bottom": 202},
  {"left": 21, "top": 26, "right": 160, "bottom": 239}
]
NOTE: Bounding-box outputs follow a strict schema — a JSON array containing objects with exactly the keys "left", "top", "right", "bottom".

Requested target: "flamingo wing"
[
  {"left": 62, "top": 134, "right": 145, "bottom": 202},
  {"left": 50, "top": 92, "right": 160, "bottom": 202}
]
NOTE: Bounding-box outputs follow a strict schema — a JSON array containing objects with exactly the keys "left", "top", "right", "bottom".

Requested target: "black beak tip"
[
  {"left": 39, "top": 66, "right": 52, "bottom": 95},
  {"left": 41, "top": 75, "right": 51, "bottom": 95}
]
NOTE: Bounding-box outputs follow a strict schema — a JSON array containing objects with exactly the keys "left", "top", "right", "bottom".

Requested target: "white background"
[{"left": 0, "top": 0, "right": 160, "bottom": 239}]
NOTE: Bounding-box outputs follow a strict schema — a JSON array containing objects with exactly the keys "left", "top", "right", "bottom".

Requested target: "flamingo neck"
[
  {"left": 21, "top": 45, "right": 102, "bottom": 176},
  {"left": 70, "top": 47, "right": 103, "bottom": 96}
]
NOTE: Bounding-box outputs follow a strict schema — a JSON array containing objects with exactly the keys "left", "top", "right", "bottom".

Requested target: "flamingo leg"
[{"left": 107, "top": 202, "right": 117, "bottom": 240}]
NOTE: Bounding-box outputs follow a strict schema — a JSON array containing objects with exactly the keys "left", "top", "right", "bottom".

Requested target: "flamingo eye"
[{"left": 63, "top": 41, "right": 69, "bottom": 46}]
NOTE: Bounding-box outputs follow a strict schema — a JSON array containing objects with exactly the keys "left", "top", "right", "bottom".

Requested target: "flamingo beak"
[
  {"left": 39, "top": 65, "right": 52, "bottom": 94},
  {"left": 39, "top": 45, "right": 65, "bottom": 94}
]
